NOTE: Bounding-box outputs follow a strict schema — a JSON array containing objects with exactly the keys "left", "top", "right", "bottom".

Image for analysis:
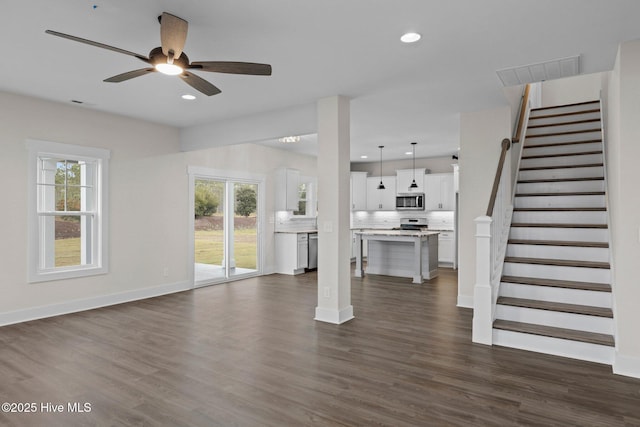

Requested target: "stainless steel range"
[{"left": 399, "top": 217, "right": 428, "bottom": 230}]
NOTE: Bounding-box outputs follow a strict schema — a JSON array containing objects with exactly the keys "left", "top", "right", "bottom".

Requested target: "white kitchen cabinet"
[
  {"left": 366, "top": 176, "right": 396, "bottom": 210},
  {"left": 275, "top": 232, "right": 308, "bottom": 275},
  {"left": 425, "top": 173, "right": 454, "bottom": 211},
  {"left": 396, "top": 168, "right": 426, "bottom": 194},
  {"left": 350, "top": 172, "right": 368, "bottom": 211},
  {"left": 275, "top": 168, "right": 300, "bottom": 211},
  {"left": 437, "top": 231, "right": 454, "bottom": 266}
]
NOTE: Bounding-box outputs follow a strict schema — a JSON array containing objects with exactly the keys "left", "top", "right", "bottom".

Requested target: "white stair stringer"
[{"left": 491, "top": 100, "right": 615, "bottom": 365}]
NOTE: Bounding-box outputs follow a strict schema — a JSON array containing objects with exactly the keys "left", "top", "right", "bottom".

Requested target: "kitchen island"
[{"left": 353, "top": 230, "right": 439, "bottom": 284}]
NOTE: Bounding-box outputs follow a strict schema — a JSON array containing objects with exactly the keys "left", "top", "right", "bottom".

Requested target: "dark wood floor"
[{"left": 1, "top": 268, "right": 639, "bottom": 426}]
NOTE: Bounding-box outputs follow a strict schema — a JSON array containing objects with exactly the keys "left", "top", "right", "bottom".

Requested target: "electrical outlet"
[
  {"left": 163, "top": 267, "right": 169, "bottom": 277},
  {"left": 324, "top": 287, "right": 331, "bottom": 298}
]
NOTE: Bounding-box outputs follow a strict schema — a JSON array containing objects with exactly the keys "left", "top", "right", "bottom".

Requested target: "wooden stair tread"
[
  {"left": 493, "top": 320, "right": 614, "bottom": 346},
  {"left": 519, "top": 163, "right": 603, "bottom": 171},
  {"left": 514, "top": 191, "right": 605, "bottom": 197},
  {"left": 530, "top": 101, "right": 599, "bottom": 112},
  {"left": 523, "top": 139, "right": 601, "bottom": 149},
  {"left": 510, "top": 223, "right": 607, "bottom": 229},
  {"left": 501, "top": 275, "right": 611, "bottom": 292},
  {"left": 504, "top": 256, "right": 610, "bottom": 269},
  {"left": 526, "top": 129, "right": 601, "bottom": 138},
  {"left": 508, "top": 239, "right": 609, "bottom": 248},
  {"left": 496, "top": 297, "right": 613, "bottom": 318},
  {"left": 513, "top": 207, "right": 606, "bottom": 211},
  {"left": 528, "top": 109, "right": 600, "bottom": 120},
  {"left": 527, "top": 118, "right": 601, "bottom": 129},
  {"left": 521, "top": 150, "right": 602, "bottom": 160},
  {"left": 517, "top": 177, "right": 604, "bottom": 184}
]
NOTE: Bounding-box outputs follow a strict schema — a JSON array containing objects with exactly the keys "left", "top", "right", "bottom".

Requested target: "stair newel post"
[{"left": 473, "top": 215, "right": 494, "bottom": 345}]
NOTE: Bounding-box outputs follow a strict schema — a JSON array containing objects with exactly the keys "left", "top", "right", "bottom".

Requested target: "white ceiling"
[{"left": 3, "top": 0, "right": 640, "bottom": 161}]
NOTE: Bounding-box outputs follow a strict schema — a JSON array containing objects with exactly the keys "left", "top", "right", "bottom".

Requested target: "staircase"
[{"left": 492, "top": 100, "right": 615, "bottom": 364}]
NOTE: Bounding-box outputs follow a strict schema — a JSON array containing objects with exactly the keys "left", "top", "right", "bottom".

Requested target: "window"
[{"left": 26, "top": 140, "right": 110, "bottom": 282}]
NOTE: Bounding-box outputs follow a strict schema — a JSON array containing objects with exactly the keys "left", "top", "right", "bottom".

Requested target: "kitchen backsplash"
[
  {"left": 351, "top": 210, "right": 454, "bottom": 230},
  {"left": 275, "top": 211, "right": 318, "bottom": 232},
  {"left": 275, "top": 210, "right": 454, "bottom": 232}
]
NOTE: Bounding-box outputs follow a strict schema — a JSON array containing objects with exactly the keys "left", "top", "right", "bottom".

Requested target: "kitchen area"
[{"left": 273, "top": 161, "right": 458, "bottom": 283}]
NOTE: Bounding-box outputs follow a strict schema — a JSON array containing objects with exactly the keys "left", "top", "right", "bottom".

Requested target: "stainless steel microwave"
[{"left": 396, "top": 193, "right": 425, "bottom": 210}]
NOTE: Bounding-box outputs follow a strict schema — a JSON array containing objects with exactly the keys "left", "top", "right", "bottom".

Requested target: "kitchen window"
[{"left": 26, "top": 140, "right": 110, "bottom": 282}]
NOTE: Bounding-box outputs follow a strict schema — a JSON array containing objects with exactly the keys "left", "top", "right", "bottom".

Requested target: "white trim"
[
  {"left": 187, "top": 166, "right": 266, "bottom": 287},
  {"left": 25, "top": 139, "right": 110, "bottom": 283},
  {"left": 0, "top": 281, "right": 191, "bottom": 327},
  {"left": 457, "top": 295, "right": 473, "bottom": 308},
  {"left": 613, "top": 352, "right": 640, "bottom": 379},
  {"left": 314, "top": 305, "right": 355, "bottom": 324}
]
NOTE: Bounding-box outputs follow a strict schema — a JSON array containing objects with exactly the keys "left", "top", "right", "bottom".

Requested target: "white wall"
[
  {"left": 0, "top": 91, "right": 317, "bottom": 325},
  {"left": 457, "top": 107, "right": 511, "bottom": 307},
  {"left": 606, "top": 40, "right": 640, "bottom": 377},
  {"left": 350, "top": 156, "right": 458, "bottom": 176},
  {"left": 541, "top": 72, "right": 605, "bottom": 106}
]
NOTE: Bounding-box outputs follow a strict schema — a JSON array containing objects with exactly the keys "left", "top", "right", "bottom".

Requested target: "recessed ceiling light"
[
  {"left": 360, "top": 155, "right": 368, "bottom": 159},
  {"left": 181, "top": 94, "right": 196, "bottom": 100},
  {"left": 400, "top": 32, "right": 421, "bottom": 43},
  {"left": 279, "top": 136, "right": 301, "bottom": 143}
]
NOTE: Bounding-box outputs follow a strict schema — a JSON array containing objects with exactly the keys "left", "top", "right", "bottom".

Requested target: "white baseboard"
[
  {"left": 0, "top": 280, "right": 191, "bottom": 327},
  {"left": 613, "top": 352, "right": 640, "bottom": 379},
  {"left": 315, "top": 305, "right": 354, "bottom": 324},
  {"left": 457, "top": 294, "right": 473, "bottom": 308}
]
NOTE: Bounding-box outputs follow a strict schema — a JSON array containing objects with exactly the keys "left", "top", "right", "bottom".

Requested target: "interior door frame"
[{"left": 187, "top": 165, "right": 266, "bottom": 287}]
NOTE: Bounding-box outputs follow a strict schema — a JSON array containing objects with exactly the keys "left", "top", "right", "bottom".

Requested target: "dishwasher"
[{"left": 307, "top": 233, "right": 318, "bottom": 270}]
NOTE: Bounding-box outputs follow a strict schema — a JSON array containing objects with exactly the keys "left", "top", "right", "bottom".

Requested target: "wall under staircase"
[{"left": 492, "top": 100, "right": 615, "bottom": 365}]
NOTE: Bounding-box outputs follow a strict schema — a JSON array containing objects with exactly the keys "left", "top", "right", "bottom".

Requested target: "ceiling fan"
[{"left": 45, "top": 12, "right": 272, "bottom": 96}]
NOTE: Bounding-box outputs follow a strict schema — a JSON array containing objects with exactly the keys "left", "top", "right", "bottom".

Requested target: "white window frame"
[{"left": 26, "top": 139, "right": 110, "bottom": 283}]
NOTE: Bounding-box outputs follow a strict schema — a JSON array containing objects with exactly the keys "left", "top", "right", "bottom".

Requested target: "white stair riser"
[
  {"left": 506, "top": 244, "right": 610, "bottom": 263},
  {"left": 520, "top": 153, "right": 602, "bottom": 169},
  {"left": 503, "top": 262, "right": 610, "bottom": 283},
  {"left": 492, "top": 329, "right": 614, "bottom": 365},
  {"left": 524, "top": 130, "right": 602, "bottom": 146},
  {"left": 512, "top": 210, "right": 607, "bottom": 224},
  {"left": 529, "top": 104, "right": 600, "bottom": 117},
  {"left": 499, "top": 282, "right": 612, "bottom": 308},
  {"left": 522, "top": 142, "right": 602, "bottom": 157},
  {"left": 518, "top": 166, "right": 603, "bottom": 181},
  {"left": 516, "top": 180, "right": 604, "bottom": 194},
  {"left": 526, "top": 121, "right": 601, "bottom": 136},
  {"left": 527, "top": 111, "right": 601, "bottom": 126},
  {"left": 495, "top": 305, "right": 613, "bottom": 334},
  {"left": 514, "top": 195, "right": 605, "bottom": 209},
  {"left": 509, "top": 227, "right": 608, "bottom": 242}
]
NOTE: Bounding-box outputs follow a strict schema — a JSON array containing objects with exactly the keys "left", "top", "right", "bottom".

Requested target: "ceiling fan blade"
[
  {"left": 104, "top": 68, "right": 156, "bottom": 83},
  {"left": 190, "top": 61, "right": 272, "bottom": 76},
  {"left": 180, "top": 71, "right": 221, "bottom": 96},
  {"left": 45, "top": 30, "right": 150, "bottom": 63},
  {"left": 160, "top": 12, "right": 188, "bottom": 61}
]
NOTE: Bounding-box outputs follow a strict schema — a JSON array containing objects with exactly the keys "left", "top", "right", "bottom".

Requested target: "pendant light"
[
  {"left": 377, "top": 145, "right": 385, "bottom": 190},
  {"left": 409, "top": 142, "right": 418, "bottom": 190}
]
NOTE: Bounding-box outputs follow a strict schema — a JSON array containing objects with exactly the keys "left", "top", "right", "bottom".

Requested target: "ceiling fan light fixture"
[{"left": 155, "top": 62, "right": 183, "bottom": 75}]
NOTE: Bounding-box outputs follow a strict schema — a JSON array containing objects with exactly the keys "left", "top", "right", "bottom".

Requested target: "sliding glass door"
[{"left": 190, "top": 169, "right": 263, "bottom": 286}]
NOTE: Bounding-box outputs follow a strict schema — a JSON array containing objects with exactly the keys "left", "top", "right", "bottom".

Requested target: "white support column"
[
  {"left": 315, "top": 95, "right": 354, "bottom": 324},
  {"left": 472, "top": 215, "right": 493, "bottom": 345},
  {"left": 412, "top": 237, "right": 423, "bottom": 284}
]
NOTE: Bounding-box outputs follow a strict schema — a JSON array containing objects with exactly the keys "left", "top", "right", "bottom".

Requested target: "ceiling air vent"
[{"left": 496, "top": 55, "right": 580, "bottom": 86}]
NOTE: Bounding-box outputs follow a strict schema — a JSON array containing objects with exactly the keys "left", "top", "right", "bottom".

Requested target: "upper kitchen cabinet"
[
  {"left": 350, "top": 171, "right": 368, "bottom": 211},
  {"left": 275, "top": 167, "right": 300, "bottom": 211},
  {"left": 425, "top": 173, "right": 454, "bottom": 211},
  {"left": 366, "top": 176, "right": 396, "bottom": 210},
  {"left": 396, "top": 168, "right": 426, "bottom": 193}
]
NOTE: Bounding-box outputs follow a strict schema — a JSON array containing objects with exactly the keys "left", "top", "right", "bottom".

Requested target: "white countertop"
[
  {"left": 275, "top": 229, "right": 318, "bottom": 234},
  {"left": 354, "top": 229, "right": 440, "bottom": 237}
]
